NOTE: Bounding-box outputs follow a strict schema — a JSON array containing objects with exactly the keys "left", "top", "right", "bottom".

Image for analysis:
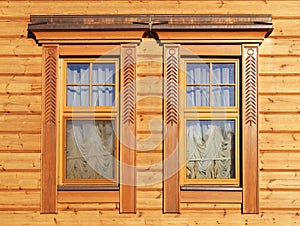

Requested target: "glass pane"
[
  {"left": 92, "top": 63, "right": 115, "bottom": 84},
  {"left": 186, "top": 120, "right": 235, "bottom": 179},
  {"left": 66, "top": 120, "right": 115, "bottom": 180},
  {"left": 67, "top": 86, "right": 90, "bottom": 106},
  {"left": 186, "top": 86, "right": 210, "bottom": 106},
  {"left": 67, "top": 63, "right": 90, "bottom": 84},
  {"left": 92, "top": 86, "right": 115, "bottom": 106},
  {"left": 212, "top": 86, "right": 235, "bottom": 106},
  {"left": 187, "top": 63, "right": 210, "bottom": 84},
  {"left": 212, "top": 63, "right": 235, "bottom": 84}
]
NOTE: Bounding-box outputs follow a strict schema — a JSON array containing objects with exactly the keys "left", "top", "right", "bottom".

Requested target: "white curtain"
[
  {"left": 186, "top": 63, "right": 234, "bottom": 106},
  {"left": 186, "top": 120, "right": 234, "bottom": 179},
  {"left": 66, "top": 63, "right": 116, "bottom": 180},
  {"left": 66, "top": 120, "right": 115, "bottom": 179}
]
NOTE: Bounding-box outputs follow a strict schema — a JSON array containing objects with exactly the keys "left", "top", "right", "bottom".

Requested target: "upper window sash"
[{"left": 62, "top": 58, "right": 119, "bottom": 113}]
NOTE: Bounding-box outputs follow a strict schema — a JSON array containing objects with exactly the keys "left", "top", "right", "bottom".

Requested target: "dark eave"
[{"left": 28, "top": 14, "right": 273, "bottom": 37}]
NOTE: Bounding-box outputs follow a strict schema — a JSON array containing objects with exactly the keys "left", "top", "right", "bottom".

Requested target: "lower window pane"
[
  {"left": 186, "top": 120, "right": 235, "bottom": 179},
  {"left": 66, "top": 120, "right": 116, "bottom": 180}
]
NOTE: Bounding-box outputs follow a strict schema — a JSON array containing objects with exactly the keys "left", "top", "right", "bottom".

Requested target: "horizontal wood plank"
[
  {"left": 58, "top": 191, "right": 119, "bottom": 203},
  {"left": 0, "top": 190, "right": 39, "bottom": 210},
  {"left": 259, "top": 95, "right": 300, "bottom": 113},
  {"left": 259, "top": 114, "right": 300, "bottom": 132},
  {"left": 0, "top": 95, "right": 41, "bottom": 114},
  {"left": 0, "top": 76, "right": 41, "bottom": 95},
  {"left": 0, "top": 134, "right": 41, "bottom": 152},
  {"left": 137, "top": 190, "right": 162, "bottom": 210},
  {"left": 259, "top": 75, "right": 300, "bottom": 94},
  {"left": 181, "top": 190, "right": 242, "bottom": 203},
  {"left": 260, "top": 190, "right": 300, "bottom": 209},
  {"left": 0, "top": 115, "right": 41, "bottom": 132},
  {"left": 0, "top": 57, "right": 41, "bottom": 74},
  {"left": 259, "top": 57, "right": 300, "bottom": 74},
  {"left": 260, "top": 38, "right": 300, "bottom": 56},
  {"left": 0, "top": 172, "right": 40, "bottom": 190},
  {"left": 260, "top": 171, "right": 300, "bottom": 191},
  {"left": 260, "top": 152, "right": 300, "bottom": 170},
  {"left": 0, "top": 153, "right": 40, "bottom": 171}
]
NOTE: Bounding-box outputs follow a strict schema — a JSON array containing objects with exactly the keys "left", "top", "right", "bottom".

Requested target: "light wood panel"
[
  {"left": 0, "top": 190, "right": 40, "bottom": 211},
  {"left": 0, "top": 76, "right": 41, "bottom": 95},
  {"left": 0, "top": 172, "right": 40, "bottom": 190},
  {"left": 0, "top": 95, "right": 41, "bottom": 114},
  {"left": 260, "top": 171, "right": 300, "bottom": 191},
  {"left": 260, "top": 190, "right": 300, "bottom": 209},
  {"left": 0, "top": 153, "right": 40, "bottom": 171},
  {"left": 259, "top": 57, "right": 300, "bottom": 74},
  {"left": 58, "top": 191, "right": 119, "bottom": 203},
  {"left": 260, "top": 152, "right": 300, "bottom": 170},
  {"left": 0, "top": 38, "right": 41, "bottom": 56},
  {"left": 0, "top": 57, "right": 41, "bottom": 74},
  {"left": 137, "top": 190, "right": 162, "bottom": 210},
  {"left": 259, "top": 95, "right": 300, "bottom": 113},
  {"left": 259, "top": 75, "right": 300, "bottom": 93},
  {"left": 0, "top": 115, "right": 41, "bottom": 132},
  {"left": 260, "top": 38, "right": 300, "bottom": 56},
  {"left": 259, "top": 114, "right": 300, "bottom": 132},
  {"left": 259, "top": 133, "right": 300, "bottom": 151},
  {"left": 0, "top": 134, "right": 40, "bottom": 151}
]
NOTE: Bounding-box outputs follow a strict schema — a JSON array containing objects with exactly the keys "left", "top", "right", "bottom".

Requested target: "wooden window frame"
[{"left": 180, "top": 58, "right": 240, "bottom": 186}]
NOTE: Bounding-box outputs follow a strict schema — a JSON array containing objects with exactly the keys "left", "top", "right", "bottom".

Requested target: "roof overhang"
[{"left": 28, "top": 14, "right": 273, "bottom": 44}]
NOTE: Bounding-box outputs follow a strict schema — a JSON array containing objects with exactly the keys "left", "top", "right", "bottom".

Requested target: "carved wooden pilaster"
[
  {"left": 242, "top": 45, "right": 259, "bottom": 214},
  {"left": 41, "top": 44, "right": 58, "bottom": 213},
  {"left": 120, "top": 44, "right": 137, "bottom": 213},
  {"left": 164, "top": 44, "right": 180, "bottom": 213}
]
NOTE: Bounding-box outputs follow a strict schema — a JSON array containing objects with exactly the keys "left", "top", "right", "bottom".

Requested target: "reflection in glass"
[
  {"left": 66, "top": 120, "right": 115, "bottom": 180},
  {"left": 67, "top": 86, "right": 89, "bottom": 106},
  {"left": 92, "top": 63, "right": 115, "bottom": 84},
  {"left": 186, "top": 120, "right": 235, "bottom": 179},
  {"left": 92, "top": 86, "right": 115, "bottom": 106},
  {"left": 187, "top": 63, "right": 210, "bottom": 84},
  {"left": 186, "top": 86, "right": 210, "bottom": 106}
]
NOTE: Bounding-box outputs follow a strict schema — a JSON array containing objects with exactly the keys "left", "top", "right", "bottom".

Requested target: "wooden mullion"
[
  {"left": 41, "top": 44, "right": 59, "bottom": 213},
  {"left": 242, "top": 44, "right": 259, "bottom": 214},
  {"left": 164, "top": 44, "right": 180, "bottom": 213}
]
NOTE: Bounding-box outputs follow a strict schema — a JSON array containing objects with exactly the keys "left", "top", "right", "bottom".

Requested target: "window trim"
[{"left": 180, "top": 58, "right": 240, "bottom": 186}]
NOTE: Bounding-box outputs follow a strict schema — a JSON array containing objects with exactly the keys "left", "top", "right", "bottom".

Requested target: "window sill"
[{"left": 58, "top": 184, "right": 119, "bottom": 191}]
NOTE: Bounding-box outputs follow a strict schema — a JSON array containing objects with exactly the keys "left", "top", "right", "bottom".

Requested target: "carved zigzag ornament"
[
  {"left": 244, "top": 48, "right": 258, "bottom": 126},
  {"left": 165, "top": 47, "right": 179, "bottom": 126},
  {"left": 122, "top": 47, "right": 136, "bottom": 126},
  {"left": 44, "top": 48, "right": 57, "bottom": 125}
]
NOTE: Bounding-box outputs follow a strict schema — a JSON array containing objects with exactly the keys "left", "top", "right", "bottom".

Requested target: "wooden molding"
[
  {"left": 41, "top": 44, "right": 58, "bottom": 214},
  {"left": 181, "top": 190, "right": 242, "bottom": 203},
  {"left": 120, "top": 44, "right": 137, "bottom": 213},
  {"left": 58, "top": 191, "right": 119, "bottom": 203},
  {"left": 164, "top": 44, "right": 180, "bottom": 213},
  {"left": 28, "top": 14, "right": 273, "bottom": 43},
  {"left": 242, "top": 45, "right": 259, "bottom": 214}
]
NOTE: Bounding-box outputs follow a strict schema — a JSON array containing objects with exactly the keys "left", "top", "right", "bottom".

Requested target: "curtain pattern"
[
  {"left": 186, "top": 120, "right": 235, "bottom": 179},
  {"left": 66, "top": 120, "right": 115, "bottom": 179}
]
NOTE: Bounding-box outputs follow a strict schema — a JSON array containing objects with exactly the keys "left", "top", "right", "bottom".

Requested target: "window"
[
  {"left": 181, "top": 59, "right": 240, "bottom": 186},
  {"left": 60, "top": 59, "right": 119, "bottom": 186}
]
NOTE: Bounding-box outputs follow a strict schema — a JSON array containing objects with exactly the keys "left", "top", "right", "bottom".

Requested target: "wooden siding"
[{"left": 0, "top": 0, "right": 300, "bottom": 224}]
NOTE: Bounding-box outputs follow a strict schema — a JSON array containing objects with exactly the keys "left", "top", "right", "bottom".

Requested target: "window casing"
[
  {"left": 180, "top": 58, "right": 240, "bottom": 186},
  {"left": 60, "top": 58, "right": 120, "bottom": 186}
]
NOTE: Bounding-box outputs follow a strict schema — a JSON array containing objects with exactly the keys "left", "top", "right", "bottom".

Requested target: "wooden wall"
[{"left": 0, "top": 0, "right": 300, "bottom": 225}]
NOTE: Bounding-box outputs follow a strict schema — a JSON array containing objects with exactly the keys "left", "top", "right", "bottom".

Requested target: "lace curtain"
[
  {"left": 186, "top": 63, "right": 235, "bottom": 179},
  {"left": 65, "top": 63, "right": 115, "bottom": 180}
]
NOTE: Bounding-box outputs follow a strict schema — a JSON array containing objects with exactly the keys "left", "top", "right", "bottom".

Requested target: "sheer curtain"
[
  {"left": 186, "top": 120, "right": 234, "bottom": 179},
  {"left": 66, "top": 63, "right": 115, "bottom": 180},
  {"left": 186, "top": 63, "right": 235, "bottom": 179}
]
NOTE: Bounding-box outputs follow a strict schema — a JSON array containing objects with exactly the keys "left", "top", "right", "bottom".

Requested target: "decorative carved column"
[
  {"left": 120, "top": 44, "right": 137, "bottom": 213},
  {"left": 242, "top": 44, "right": 259, "bottom": 214},
  {"left": 41, "top": 44, "right": 58, "bottom": 213},
  {"left": 163, "top": 44, "right": 180, "bottom": 213}
]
